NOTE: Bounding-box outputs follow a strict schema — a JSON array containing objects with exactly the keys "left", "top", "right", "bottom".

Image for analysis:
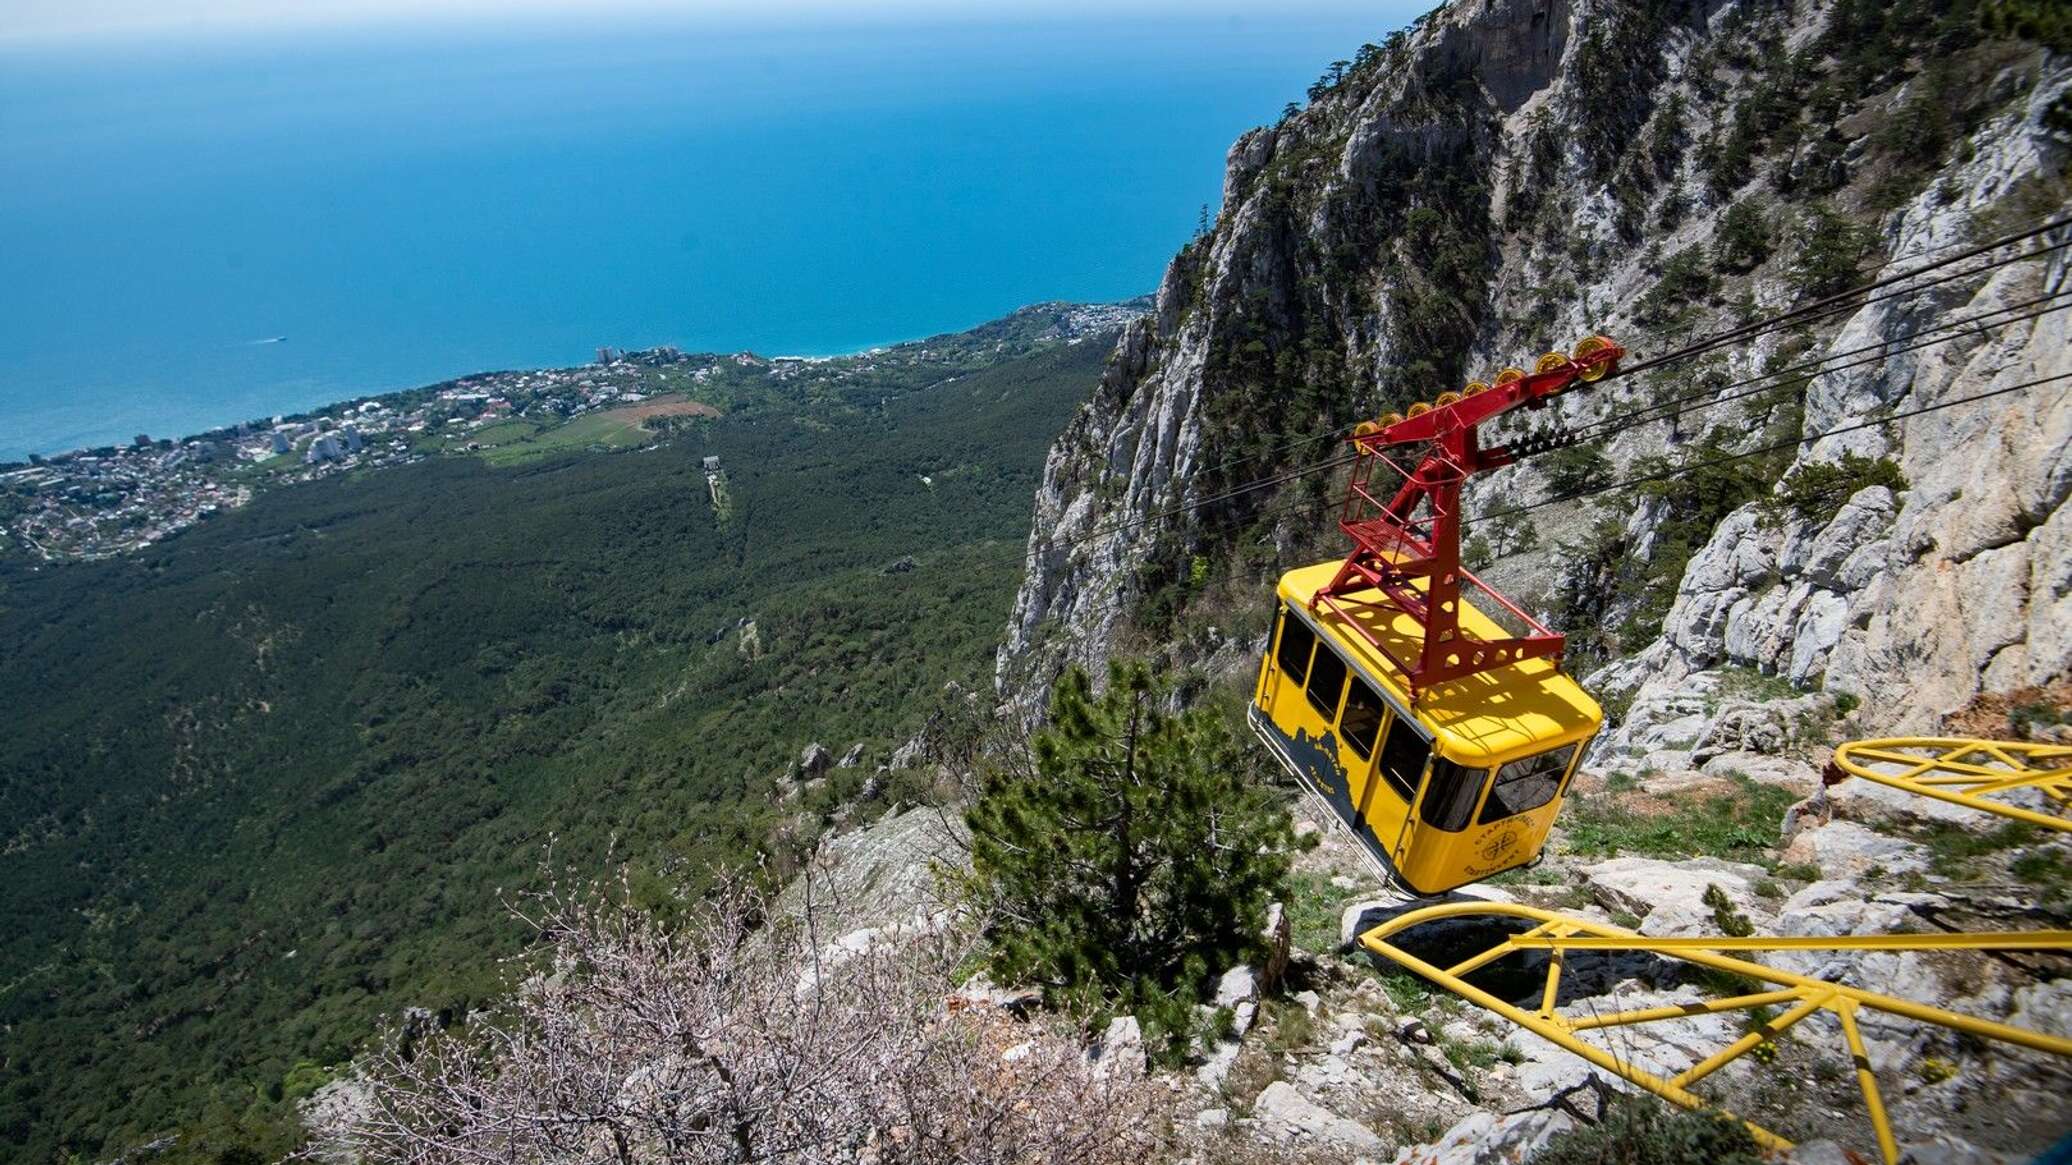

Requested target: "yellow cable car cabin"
[{"left": 1250, "top": 561, "right": 1602, "bottom": 895}]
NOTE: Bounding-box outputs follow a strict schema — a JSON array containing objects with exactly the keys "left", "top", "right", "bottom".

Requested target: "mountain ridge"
[{"left": 997, "top": 0, "right": 2072, "bottom": 739}]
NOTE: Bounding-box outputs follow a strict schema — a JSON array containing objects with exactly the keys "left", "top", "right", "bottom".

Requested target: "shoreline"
[
  {"left": 0, "top": 298, "right": 1145, "bottom": 563},
  {"left": 2, "top": 297, "right": 1148, "bottom": 467}
]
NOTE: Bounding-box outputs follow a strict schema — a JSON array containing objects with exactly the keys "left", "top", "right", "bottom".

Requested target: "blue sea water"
[{"left": 0, "top": 7, "right": 1417, "bottom": 462}]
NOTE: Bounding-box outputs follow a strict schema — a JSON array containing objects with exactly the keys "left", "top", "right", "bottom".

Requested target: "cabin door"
[{"left": 1372, "top": 713, "right": 1433, "bottom": 871}]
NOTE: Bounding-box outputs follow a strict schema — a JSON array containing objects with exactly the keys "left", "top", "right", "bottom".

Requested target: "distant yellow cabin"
[{"left": 1249, "top": 560, "right": 1603, "bottom": 895}]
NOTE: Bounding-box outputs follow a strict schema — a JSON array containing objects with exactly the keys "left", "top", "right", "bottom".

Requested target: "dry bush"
[{"left": 322, "top": 872, "right": 1168, "bottom": 1164}]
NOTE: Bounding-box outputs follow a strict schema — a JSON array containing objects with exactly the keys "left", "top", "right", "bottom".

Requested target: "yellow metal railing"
[
  {"left": 1356, "top": 901, "right": 2072, "bottom": 1163},
  {"left": 1828, "top": 736, "right": 2072, "bottom": 833}
]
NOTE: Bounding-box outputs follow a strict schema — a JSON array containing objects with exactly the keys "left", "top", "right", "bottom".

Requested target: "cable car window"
[
  {"left": 1339, "top": 678, "right": 1385, "bottom": 760},
  {"left": 1420, "top": 757, "right": 1487, "bottom": 832},
  {"left": 1376, "top": 716, "right": 1427, "bottom": 802},
  {"left": 1275, "top": 609, "right": 1316, "bottom": 682},
  {"left": 1478, "top": 742, "right": 1580, "bottom": 824},
  {"left": 1304, "top": 645, "right": 1347, "bottom": 720}
]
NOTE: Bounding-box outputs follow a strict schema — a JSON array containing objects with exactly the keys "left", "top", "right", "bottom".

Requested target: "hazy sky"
[{"left": 3, "top": 0, "right": 1384, "bottom": 46}]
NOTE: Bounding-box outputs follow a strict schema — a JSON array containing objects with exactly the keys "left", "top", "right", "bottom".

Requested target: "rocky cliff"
[{"left": 999, "top": 0, "right": 2072, "bottom": 737}]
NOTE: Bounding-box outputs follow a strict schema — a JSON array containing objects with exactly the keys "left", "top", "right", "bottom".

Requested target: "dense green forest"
[{"left": 0, "top": 321, "right": 1115, "bottom": 1163}]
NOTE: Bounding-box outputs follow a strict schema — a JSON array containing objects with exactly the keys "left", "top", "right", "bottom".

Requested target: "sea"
[{"left": 0, "top": 6, "right": 1417, "bottom": 462}]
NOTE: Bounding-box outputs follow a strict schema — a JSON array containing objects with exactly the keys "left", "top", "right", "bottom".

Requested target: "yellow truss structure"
[
  {"left": 1827, "top": 737, "right": 2072, "bottom": 832},
  {"left": 1356, "top": 902, "right": 2072, "bottom": 1164}
]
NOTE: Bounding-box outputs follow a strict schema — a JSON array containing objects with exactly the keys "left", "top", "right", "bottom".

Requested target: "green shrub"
[
  {"left": 965, "top": 662, "right": 1295, "bottom": 1017},
  {"left": 2010, "top": 701, "right": 2066, "bottom": 737},
  {"left": 1543, "top": 444, "right": 1613, "bottom": 496},
  {"left": 1534, "top": 1097, "right": 1766, "bottom": 1165},
  {"left": 1704, "top": 884, "right": 1756, "bottom": 937},
  {"left": 1635, "top": 246, "right": 1716, "bottom": 325},
  {"left": 1712, "top": 198, "right": 1772, "bottom": 273},
  {"left": 1787, "top": 205, "right": 1879, "bottom": 298},
  {"left": 1987, "top": 0, "right": 2072, "bottom": 52},
  {"left": 1772, "top": 452, "right": 1907, "bottom": 524}
]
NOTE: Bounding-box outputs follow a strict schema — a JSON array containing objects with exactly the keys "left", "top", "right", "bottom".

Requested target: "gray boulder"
[
  {"left": 1253, "top": 1080, "right": 1386, "bottom": 1155},
  {"left": 1258, "top": 901, "right": 1291, "bottom": 990},
  {"left": 1384, "top": 1108, "right": 1575, "bottom": 1165},
  {"left": 1212, "top": 964, "right": 1259, "bottom": 1037},
  {"left": 1691, "top": 692, "right": 1835, "bottom": 764},
  {"left": 1088, "top": 1015, "right": 1144, "bottom": 1078},
  {"left": 1578, "top": 856, "right": 1769, "bottom": 921},
  {"left": 799, "top": 742, "right": 832, "bottom": 778},
  {"left": 1777, "top": 819, "right": 1931, "bottom": 878}
]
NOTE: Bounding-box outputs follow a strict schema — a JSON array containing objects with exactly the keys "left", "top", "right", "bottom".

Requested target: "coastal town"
[
  {"left": 0, "top": 349, "right": 696, "bottom": 562},
  {"left": 0, "top": 300, "right": 1144, "bottom": 563}
]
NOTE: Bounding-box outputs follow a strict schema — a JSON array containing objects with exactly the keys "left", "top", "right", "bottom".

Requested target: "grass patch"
[
  {"left": 1377, "top": 968, "right": 1433, "bottom": 1012},
  {"left": 1915, "top": 821, "right": 2040, "bottom": 877},
  {"left": 1687, "top": 963, "right": 1765, "bottom": 998},
  {"left": 477, "top": 409, "right": 657, "bottom": 465},
  {"left": 1561, "top": 774, "right": 1796, "bottom": 865},
  {"left": 2010, "top": 848, "right": 2071, "bottom": 908},
  {"left": 1487, "top": 865, "right": 1567, "bottom": 887},
  {"left": 1283, "top": 870, "right": 1347, "bottom": 954},
  {"left": 1711, "top": 666, "right": 1797, "bottom": 707},
  {"left": 1264, "top": 999, "right": 1314, "bottom": 1056}
]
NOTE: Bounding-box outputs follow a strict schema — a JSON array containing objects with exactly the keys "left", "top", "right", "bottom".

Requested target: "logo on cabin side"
[{"left": 1478, "top": 830, "right": 1520, "bottom": 864}]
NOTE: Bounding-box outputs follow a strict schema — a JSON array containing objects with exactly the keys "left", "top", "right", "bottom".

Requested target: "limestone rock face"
[
  {"left": 1386, "top": 1109, "right": 1575, "bottom": 1165},
  {"left": 1252, "top": 1080, "right": 1387, "bottom": 1155},
  {"left": 772, "top": 805, "right": 966, "bottom": 933},
  {"left": 1593, "top": 166, "right": 2072, "bottom": 731},
  {"left": 1578, "top": 856, "right": 1769, "bottom": 921},
  {"left": 1777, "top": 819, "right": 1933, "bottom": 879}
]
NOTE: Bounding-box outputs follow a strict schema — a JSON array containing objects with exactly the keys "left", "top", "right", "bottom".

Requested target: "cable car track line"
[
  {"left": 1612, "top": 237, "right": 2070, "bottom": 384},
  {"left": 1167, "top": 216, "right": 2071, "bottom": 490},
  {"left": 1564, "top": 295, "right": 2072, "bottom": 444},
  {"left": 1616, "top": 233, "right": 2072, "bottom": 379},
  {"left": 971, "top": 366, "right": 2069, "bottom": 574},
  {"left": 1610, "top": 222, "right": 2072, "bottom": 380},
  {"left": 1473, "top": 369, "right": 2072, "bottom": 527},
  {"left": 1192, "top": 219, "right": 2069, "bottom": 486},
  {"left": 1592, "top": 286, "right": 2072, "bottom": 427}
]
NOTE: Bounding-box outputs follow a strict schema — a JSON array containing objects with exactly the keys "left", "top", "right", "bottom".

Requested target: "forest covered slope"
[{"left": 0, "top": 310, "right": 1122, "bottom": 1163}]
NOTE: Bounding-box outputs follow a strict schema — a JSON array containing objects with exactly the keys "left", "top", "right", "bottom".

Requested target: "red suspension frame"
[{"left": 1312, "top": 337, "right": 1625, "bottom": 702}]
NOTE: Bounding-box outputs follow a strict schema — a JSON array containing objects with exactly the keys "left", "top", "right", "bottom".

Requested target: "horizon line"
[{"left": 0, "top": 0, "right": 1391, "bottom": 52}]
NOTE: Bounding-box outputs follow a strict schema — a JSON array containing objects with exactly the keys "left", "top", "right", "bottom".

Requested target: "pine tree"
[{"left": 965, "top": 663, "right": 1294, "bottom": 1015}]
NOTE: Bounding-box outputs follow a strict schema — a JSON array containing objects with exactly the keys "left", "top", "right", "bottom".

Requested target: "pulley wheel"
[{"left": 1573, "top": 334, "right": 1617, "bottom": 382}]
